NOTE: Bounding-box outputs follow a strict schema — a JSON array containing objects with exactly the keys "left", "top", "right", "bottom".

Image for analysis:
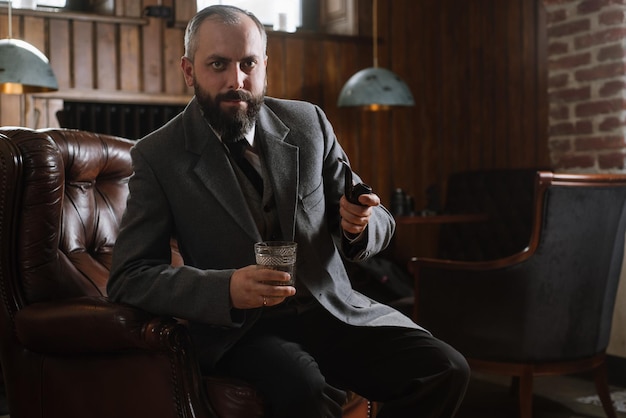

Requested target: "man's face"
[{"left": 181, "top": 15, "right": 267, "bottom": 141}]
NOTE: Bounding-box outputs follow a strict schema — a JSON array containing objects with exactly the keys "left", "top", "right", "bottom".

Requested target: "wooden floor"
[
  {"left": 456, "top": 373, "right": 626, "bottom": 418},
  {"left": 0, "top": 373, "right": 623, "bottom": 418}
]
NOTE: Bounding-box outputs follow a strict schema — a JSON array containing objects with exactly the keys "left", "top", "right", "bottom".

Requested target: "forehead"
[{"left": 195, "top": 14, "right": 265, "bottom": 59}]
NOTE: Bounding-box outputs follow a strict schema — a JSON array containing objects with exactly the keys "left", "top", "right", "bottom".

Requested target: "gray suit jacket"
[{"left": 108, "top": 96, "right": 420, "bottom": 367}]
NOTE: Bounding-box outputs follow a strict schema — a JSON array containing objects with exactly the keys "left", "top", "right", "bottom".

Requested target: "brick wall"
[{"left": 544, "top": 0, "right": 626, "bottom": 172}]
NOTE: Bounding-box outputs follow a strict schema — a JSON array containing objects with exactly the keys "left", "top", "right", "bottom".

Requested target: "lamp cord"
[
  {"left": 373, "top": 0, "right": 378, "bottom": 68},
  {"left": 7, "top": 0, "right": 12, "bottom": 39}
]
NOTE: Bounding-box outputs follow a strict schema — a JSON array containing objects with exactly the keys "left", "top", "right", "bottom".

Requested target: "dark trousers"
[{"left": 214, "top": 303, "right": 470, "bottom": 418}]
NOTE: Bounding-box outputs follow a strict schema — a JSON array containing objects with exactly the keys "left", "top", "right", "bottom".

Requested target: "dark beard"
[{"left": 195, "top": 84, "right": 264, "bottom": 143}]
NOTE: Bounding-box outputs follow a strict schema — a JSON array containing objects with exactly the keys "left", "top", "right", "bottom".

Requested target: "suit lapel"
[
  {"left": 257, "top": 107, "right": 298, "bottom": 241},
  {"left": 182, "top": 99, "right": 298, "bottom": 242},
  {"left": 184, "top": 99, "right": 261, "bottom": 241}
]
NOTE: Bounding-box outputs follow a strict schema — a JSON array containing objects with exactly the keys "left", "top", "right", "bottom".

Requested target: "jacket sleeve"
[
  {"left": 107, "top": 148, "right": 244, "bottom": 327},
  {"left": 314, "top": 105, "right": 396, "bottom": 261}
]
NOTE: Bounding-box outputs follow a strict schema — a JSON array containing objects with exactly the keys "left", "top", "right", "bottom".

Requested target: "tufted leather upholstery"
[{"left": 0, "top": 127, "right": 371, "bottom": 418}]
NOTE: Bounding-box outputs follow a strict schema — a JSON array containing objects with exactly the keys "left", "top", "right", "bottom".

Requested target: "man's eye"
[
  {"left": 211, "top": 61, "right": 225, "bottom": 70},
  {"left": 242, "top": 60, "right": 257, "bottom": 70}
]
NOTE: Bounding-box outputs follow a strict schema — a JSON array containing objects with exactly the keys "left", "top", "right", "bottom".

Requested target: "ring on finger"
[{"left": 263, "top": 296, "right": 267, "bottom": 307}]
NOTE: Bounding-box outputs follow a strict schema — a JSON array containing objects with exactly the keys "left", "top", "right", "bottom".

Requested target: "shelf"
[
  {"left": 32, "top": 89, "right": 192, "bottom": 105},
  {"left": 0, "top": 5, "right": 148, "bottom": 25}
]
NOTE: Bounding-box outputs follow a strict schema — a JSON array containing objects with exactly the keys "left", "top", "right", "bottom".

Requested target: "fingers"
[
  {"left": 340, "top": 194, "right": 379, "bottom": 234},
  {"left": 355, "top": 193, "right": 380, "bottom": 207},
  {"left": 259, "top": 292, "right": 287, "bottom": 308},
  {"left": 230, "top": 266, "right": 296, "bottom": 309}
]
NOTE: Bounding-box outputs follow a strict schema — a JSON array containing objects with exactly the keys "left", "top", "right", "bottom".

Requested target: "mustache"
[{"left": 217, "top": 90, "right": 253, "bottom": 102}]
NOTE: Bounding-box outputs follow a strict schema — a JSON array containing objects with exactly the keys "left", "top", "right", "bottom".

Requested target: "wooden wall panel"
[
  {"left": 72, "top": 20, "right": 94, "bottom": 89},
  {"left": 0, "top": 96, "right": 22, "bottom": 127},
  {"left": 375, "top": 0, "right": 549, "bottom": 263},
  {"left": 23, "top": 15, "right": 44, "bottom": 49},
  {"left": 119, "top": 24, "right": 140, "bottom": 91},
  {"left": 163, "top": 26, "right": 186, "bottom": 95},
  {"left": 142, "top": 0, "right": 163, "bottom": 93},
  {"left": 266, "top": 36, "right": 286, "bottom": 98},
  {"left": 175, "top": 0, "right": 197, "bottom": 26},
  {"left": 376, "top": 0, "right": 549, "bottom": 207},
  {"left": 320, "top": 0, "right": 358, "bottom": 35},
  {"left": 323, "top": 35, "right": 372, "bottom": 177},
  {"left": 0, "top": 0, "right": 548, "bottom": 242},
  {"left": 96, "top": 22, "right": 117, "bottom": 90},
  {"left": 301, "top": 38, "right": 323, "bottom": 106},
  {"left": 32, "top": 97, "right": 63, "bottom": 128},
  {"left": 283, "top": 37, "right": 307, "bottom": 100},
  {"left": 49, "top": 19, "right": 71, "bottom": 90},
  {"left": 121, "top": 0, "right": 142, "bottom": 18}
]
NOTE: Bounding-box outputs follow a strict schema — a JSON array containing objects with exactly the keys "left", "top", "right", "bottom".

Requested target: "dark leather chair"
[
  {"left": 0, "top": 127, "right": 372, "bottom": 418},
  {"left": 437, "top": 168, "right": 546, "bottom": 261},
  {"left": 410, "top": 171, "right": 626, "bottom": 418},
  {"left": 389, "top": 168, "right": 546, "bottom": 316}
]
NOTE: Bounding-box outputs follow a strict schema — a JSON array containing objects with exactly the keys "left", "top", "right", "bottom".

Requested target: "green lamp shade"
[
  {"left": 337, "top": 67, "right": 414, "bottom": 111},
  {"left": 0, "top": 39, "right": 58, "bottom": 94}
]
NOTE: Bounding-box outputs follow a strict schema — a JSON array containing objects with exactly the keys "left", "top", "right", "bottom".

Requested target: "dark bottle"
[{"left": 390, "top": 188, "right": 406, "bottom": 216}]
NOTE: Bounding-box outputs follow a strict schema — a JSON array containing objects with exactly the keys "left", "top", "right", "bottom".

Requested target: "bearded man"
[{"left": 108, "top": 5, "right": 469, "bottom": 418}]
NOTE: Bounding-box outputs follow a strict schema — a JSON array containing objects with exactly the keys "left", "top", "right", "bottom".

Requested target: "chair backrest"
[
  {"left": 522, "top": 172, "right": 626, "bottom": 357},
  {"left": 0, "top": 127, "right": 134, "bottom": 314},
  {"left": 416, "top": 171, "right": 626, "bottom": 361},
  {"left": 437, "top": 168, "right": 545, "bottom": 260},
  {"left": 0, "top": 128, "right": 219, "bottom": 418}
]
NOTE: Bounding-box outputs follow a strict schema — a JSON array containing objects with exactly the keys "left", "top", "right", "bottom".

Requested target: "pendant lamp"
[
  {"left": 0, "top": 1, "right": 58, "bottom": 94},
  {"left": 337, "top": 0, "right": 414, "bottom": 111}
]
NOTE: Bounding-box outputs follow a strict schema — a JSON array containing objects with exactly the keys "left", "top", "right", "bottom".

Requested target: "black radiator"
[{"left": 57, "top": 101, "right": 186, "bottom": 140}]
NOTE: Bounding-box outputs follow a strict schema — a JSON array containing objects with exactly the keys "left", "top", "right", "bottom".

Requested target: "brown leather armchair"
[
  {"left": 410, "top": 171, "right": 626, "bottom": 418},
  {"left": 0, "top": 127, "right": 372, "bottom": 418}
]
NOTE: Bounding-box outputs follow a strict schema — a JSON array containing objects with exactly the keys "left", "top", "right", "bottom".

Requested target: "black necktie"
[{"left": 226, "top": 139, "right": 264, "bottom": 195}]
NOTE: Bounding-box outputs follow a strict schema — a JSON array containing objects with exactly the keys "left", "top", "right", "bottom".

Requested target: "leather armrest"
[{"left": 15, "top": 296, "right": 184, "bottom": 354}]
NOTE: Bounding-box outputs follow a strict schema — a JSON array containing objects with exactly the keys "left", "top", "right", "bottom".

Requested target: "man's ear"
[{"left": 181, "top": 57, "right": 194, "bottom": 87}]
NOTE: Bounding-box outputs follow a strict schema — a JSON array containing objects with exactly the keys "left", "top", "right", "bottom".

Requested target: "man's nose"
[{"left": 226, "top": 65, "right": 246, "bottom": 90}]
